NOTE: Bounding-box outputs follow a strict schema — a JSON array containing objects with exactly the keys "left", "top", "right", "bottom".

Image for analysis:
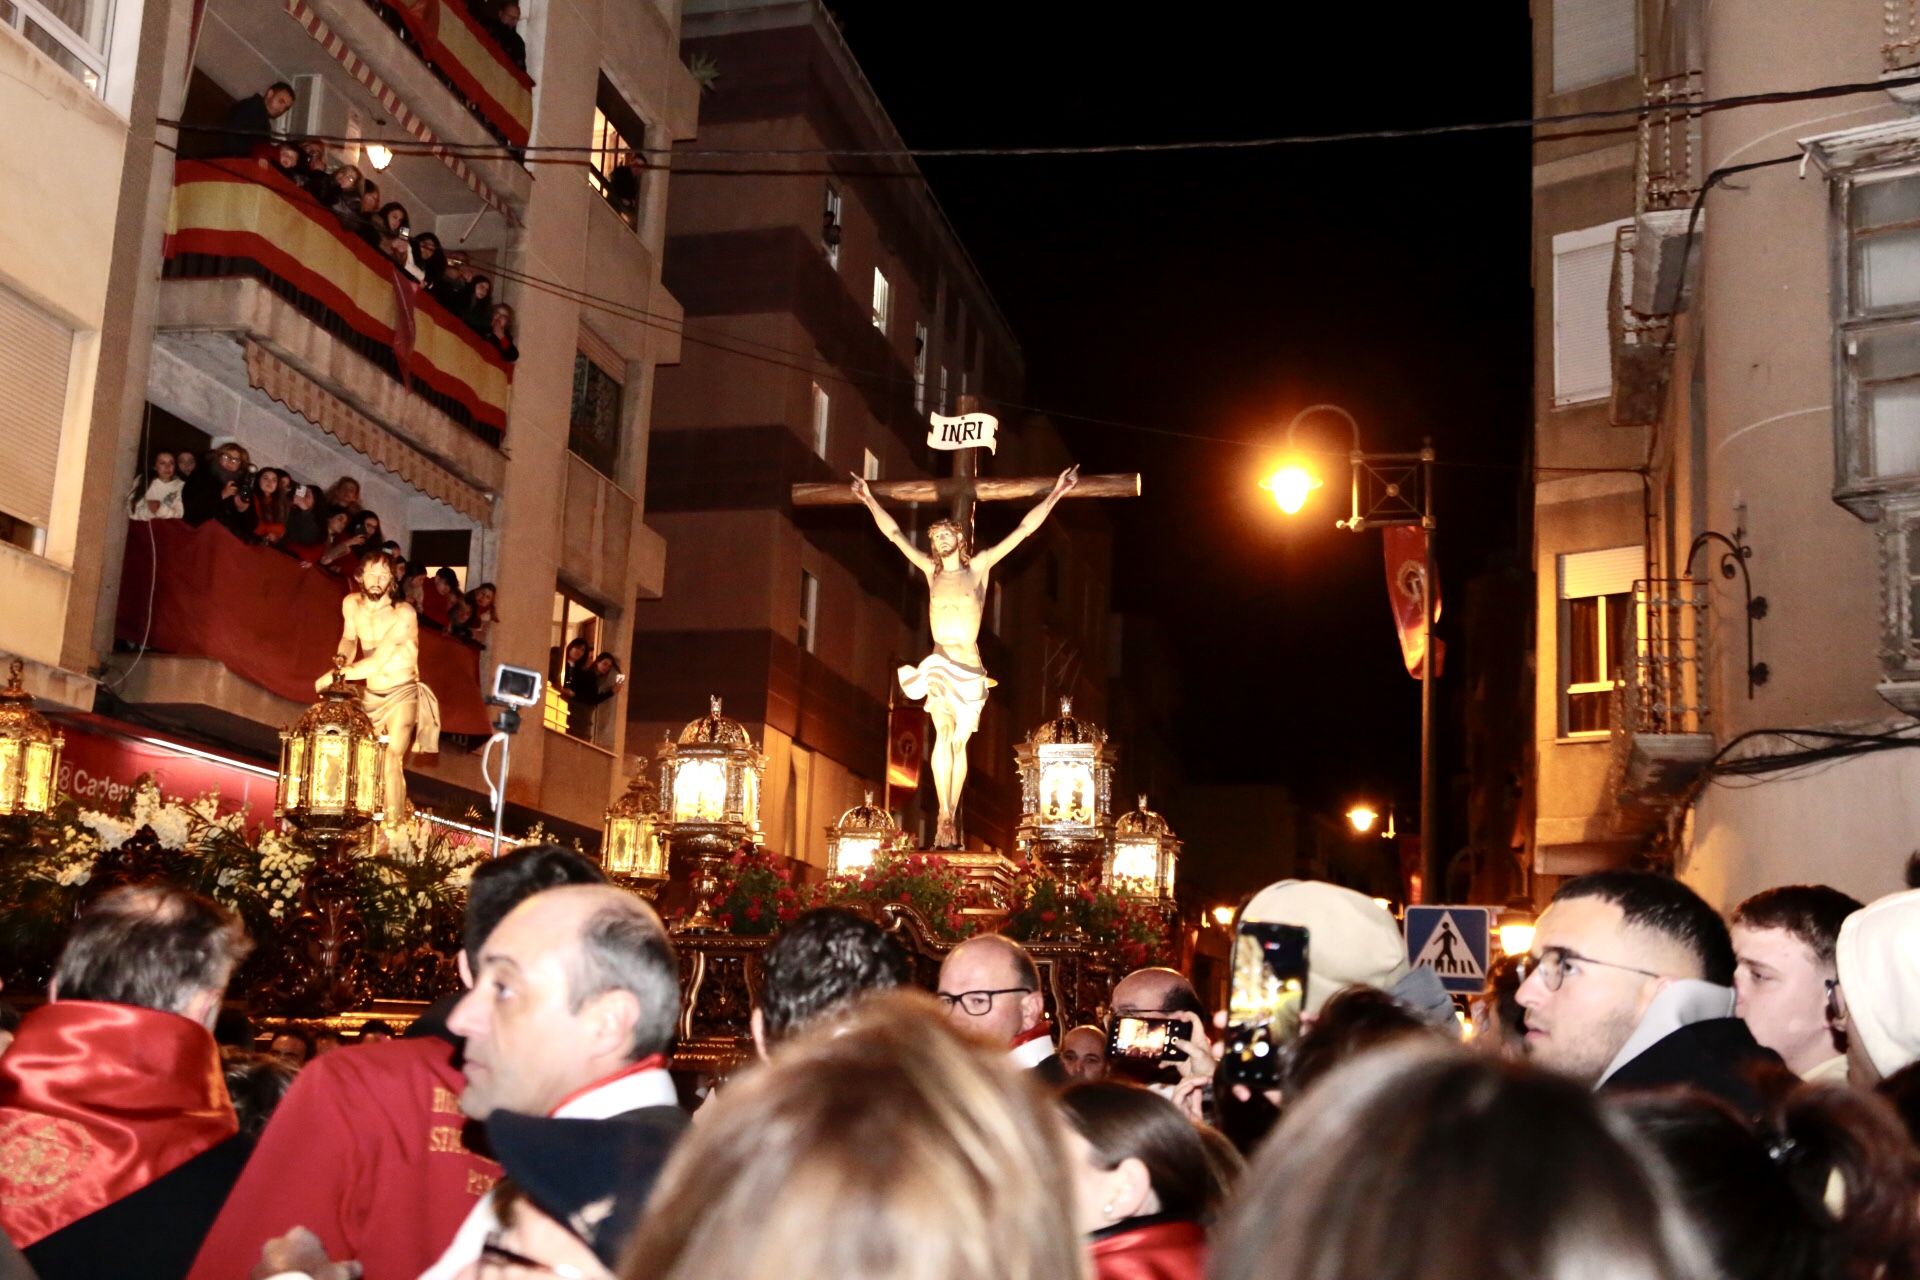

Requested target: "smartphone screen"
[
  {"left": 1221, "top": 922, "right": 1309, "bottom": 1090},
  {"left": 1108, "top": 1015, "right": 1173, "bottom": 1060}
]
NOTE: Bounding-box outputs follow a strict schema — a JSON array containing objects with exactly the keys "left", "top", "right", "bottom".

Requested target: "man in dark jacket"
[
  {"left": 0, "top": 886, "right": 253, "bottom": 1280},
  {"left": 204, "top": 81, "right": 296, "bottom": 158},
  {"left": 1516, "top": 870, "right": 1781, "bottom": 1115}
]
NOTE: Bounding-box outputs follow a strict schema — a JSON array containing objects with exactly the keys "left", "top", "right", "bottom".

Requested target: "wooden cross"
[{"left": 790, "top": 396, "right": 1143, "bottom": 545}]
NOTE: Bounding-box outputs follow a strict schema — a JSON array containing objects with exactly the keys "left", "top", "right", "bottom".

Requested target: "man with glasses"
[
  {"left": 1515, "top": 870, "right": 1778, "bottom": 1114},
  {"left": 1730, "top": 884, "right": 1861, "bottom": 1083},
  {"left": 935, "top": 934, "right": 1064, "bottom": 1082}
]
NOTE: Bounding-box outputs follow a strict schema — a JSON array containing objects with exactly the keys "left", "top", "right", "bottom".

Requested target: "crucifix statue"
[{"left": 792, "top": 396, "right": 1140, "bottom": 848}]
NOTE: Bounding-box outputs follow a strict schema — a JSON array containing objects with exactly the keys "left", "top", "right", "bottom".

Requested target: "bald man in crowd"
[{"left": 936, "top": 934, "right": 1064, "bottom": 1082}]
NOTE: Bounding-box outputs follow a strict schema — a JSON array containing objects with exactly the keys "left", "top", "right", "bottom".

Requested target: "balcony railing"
[
  {"left": 358, "top": 0, "right": 533, "bottom": 149},
  {"left": 162, "top": 159, "right": 513, "bottom": 446},
  {"left": 113, "top": 518, "right": 493, "bottom": 735},
  {"left": 1609, "top": 578, "right": 1717, "bottom": 825},
  {"left": 1629, "top": 578, "right": 1711, "bottom": 735},
  {"left": 1638, "top": 70, "right": 1704, "bottom": 213},
  {"left": 1889, "top": 0, "right": 1920, "bottom": 70}
]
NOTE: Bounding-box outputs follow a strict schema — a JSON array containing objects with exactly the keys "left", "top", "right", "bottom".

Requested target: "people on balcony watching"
[
  {"left": 412, "top": 232, "right": 448, "bottom": 291},
  {"left": 341, "top": 179, "right": 385, "bottom": 247},
  {"left": 566, "top": 653, "right": 621, "bottom": 739},
  {"left": 266, "top": 141, "right": 303, "bottom": 183},
  {"left": 322, "top": 163, "right": 364, "bottom": 214},
  {"left": 316, "top": 510, "right": 380, "bottom": 572},
  {"left": 207, "top": 81, "right": 296, "bottom": 159},
  {"left": 323, "top": 477, "right": 362, "bottom": 516},
  {"left": 418, "top": 568, "right": 461, "bottom": 631},
  {"left": 462, "top": 276, "right": 495, "bottom": 334},
  {"left": 130, "top": 452, "right": 185, "bottom": 521},
  {"left": 462, "top": 583, "right": 499, "bottom": 646},
  {"left": 285, "top": 482, "right": 324, "bottom": 549},
  {"left": 185, "top": 441, "right": 254, "bottom": 530},
  {"left": 297, "top": 507, "right": 354, "bottom": 568},
  {"left": 609, "top": 153, "right": 647, "bottom": 219},
  {"left": 487, "top": 304, "right": 519, "bottom": 362},
  {"left": 249, "top": 468, "right": 291, "bottom": 546},
  {"left": 296, "top": 141, "right": 334, "bottom": 202},
  {"left": 484, "top": 1, "right": 527, "bottom": 66}
]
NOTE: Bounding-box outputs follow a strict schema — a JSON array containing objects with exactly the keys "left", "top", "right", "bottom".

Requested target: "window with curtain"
[{"left": 1557, "top": 546, "right": 1641, "bottom": 737}]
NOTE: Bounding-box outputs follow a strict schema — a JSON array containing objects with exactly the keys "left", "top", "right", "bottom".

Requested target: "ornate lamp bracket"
[{"left": 1685, "top": 529, "right": 1768, "bottom": 697}]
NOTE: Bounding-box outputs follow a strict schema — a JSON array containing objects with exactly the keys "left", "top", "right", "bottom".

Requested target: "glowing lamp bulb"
[
  {"left": 1347, "top": 804, "right": 1380, "bottom": 834},
  {"left": 364, "top": 143, "right": 394, "bottom": 172},
  {"left": 1262, "top": 465, "right": 1322, "bottom": 515},
  {"left": 1210, "top": 905, "right": 1235, "bottom": 927}
]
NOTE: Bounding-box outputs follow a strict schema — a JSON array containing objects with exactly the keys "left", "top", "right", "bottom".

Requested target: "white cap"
[
  {"left": 1835, "top": 887, "right": 1920, "bottom": 1079},
  {"left": 1242, "top": 879, "right": 1407, "bottom": 1015}
]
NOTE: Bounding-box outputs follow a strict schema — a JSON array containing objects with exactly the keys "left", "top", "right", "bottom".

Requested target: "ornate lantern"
[
  {"left": 1014, "top": 696, "right": 1115, "bottom": 886},
  {"left": 826, "top": 791, "right": 903, "bottom": 879},
  {"left": 657, "top": 696, "right": 765, "bottom": 931},
  {"left": 603, "top": 763, "right": 669, "bottom": 897},
  {"left": 0, "top": 658, "right": 64, "bottom": 818},
  {"left": 1105, "top": 795, "right": 1180, "bottom": 904},
  {"left": 276, "top": 659, "right": 386, "bottom": 831},
  {"left": 263, "top": 658, "right": 386, "bottom": 1017}
]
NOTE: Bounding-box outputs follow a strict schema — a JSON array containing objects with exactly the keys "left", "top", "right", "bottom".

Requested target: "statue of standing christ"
[{"left": 852, "top": 465, "right": 1078, "bottom": 848}]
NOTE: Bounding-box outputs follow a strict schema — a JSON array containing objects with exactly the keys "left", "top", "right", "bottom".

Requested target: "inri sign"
[{"left": 927, "top": 411, "right": 999, "bottom": 454}]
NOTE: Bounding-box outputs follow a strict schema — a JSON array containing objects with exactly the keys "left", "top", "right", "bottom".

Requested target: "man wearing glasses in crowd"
[
  {"left": 1515, "top": 870, "right": 1780, "bottom": 1115},
  {"left": 935, "top": 935, "right": 1066, "bottom": 1083}
]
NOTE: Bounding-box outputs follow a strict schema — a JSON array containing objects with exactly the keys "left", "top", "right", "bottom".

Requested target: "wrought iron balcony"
[
  {"left": 1609, "top": 579, "right": 1717, "bottom": 832},
  {"left": 1638, "top": 71, "right": 1704, "bottom": 213}
]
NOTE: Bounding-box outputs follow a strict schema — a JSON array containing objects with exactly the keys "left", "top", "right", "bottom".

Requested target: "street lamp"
[
  {"left": 0, "top": 657, "right": 64, "bottom": 818},
  {"left": 1346, "top": 803, "right": 1380, "bottom": 835},
  {"left": 1497, "top": 898, "right": 1537, "bottom": 957},
  {"left": 1266, "top": 403, "right": 1441, "bottom": 903}
]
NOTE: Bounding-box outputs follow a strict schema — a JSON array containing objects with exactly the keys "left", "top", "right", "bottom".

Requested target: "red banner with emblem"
[
  {"left": 886, "top": 705, "right": 927, "bottom": 807},
  {"left": 1382, "top": 525, "right": 1444, "bottom": 679}
]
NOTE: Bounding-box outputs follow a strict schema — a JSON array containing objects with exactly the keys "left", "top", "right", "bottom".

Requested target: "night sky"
[{"left": 826, "top": 4, "right": 1536, "bottom": 822}]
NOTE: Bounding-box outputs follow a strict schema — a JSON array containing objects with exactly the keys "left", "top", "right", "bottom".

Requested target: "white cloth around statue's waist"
[{"left": 896, "top": 654, "right": 995, "bottom": 735}]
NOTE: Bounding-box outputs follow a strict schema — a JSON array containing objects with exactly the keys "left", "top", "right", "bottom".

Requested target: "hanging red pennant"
[
  {"left": 1383, "top": 525, "right": 1444, "bottom": 679},
  {"left": 886, "top": 704, "right": 927, "bottom": 806}
]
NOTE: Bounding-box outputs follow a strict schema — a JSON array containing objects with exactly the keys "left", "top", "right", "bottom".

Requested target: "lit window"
[
  {"left": 913, "top": 323, "right": 928, "bottom": 414},
  {"left": 823, "top": 184, "right": 843, "bottom": 268},
  {"left": 547, "top": 590, "right": 615, "bottom": 745},
  {"left": 799, "top": 571, "right": 819, "bottom": 654},
  {"left": 1556, "top": 547, "right": 1640, "bottom": 737},
  {"left": 811, "top": 382, "right": 830, "bottom": 457},
  {"left": 4, "top": 0, "right": 109, "bottom": 93},
  {"left": 871, "top": 268, "right": 890, "bottom": 332},
  {"left": 588, "top": 76, "right": 650, "bottom": 233},
  {"left": 862, "top": 449, "right": 880, "bottom": 481}
]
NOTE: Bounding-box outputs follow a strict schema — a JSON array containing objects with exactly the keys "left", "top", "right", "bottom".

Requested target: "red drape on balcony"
[
  {"left": 115, "top": 520, "right": 492, "bottom": 737},
  {"left": 376, "top": 0, "right": 535, "bottom": 147}
]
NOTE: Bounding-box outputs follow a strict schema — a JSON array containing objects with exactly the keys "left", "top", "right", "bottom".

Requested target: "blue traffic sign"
[{"left": 1404, "top": 905, "right": 1492, "bottom": 995}]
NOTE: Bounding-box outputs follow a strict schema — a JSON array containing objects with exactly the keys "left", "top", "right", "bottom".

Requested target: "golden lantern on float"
[
  {"left": 826, "top": 791, "right": 903, "bottom": 879},
  {"left": 276, "top": 658, "right": 386, "bottom": 832},
  {"left": 656, "top": 696, "right": 765, "bottom": 932},
  {"left": 1105, "top": 795, "right": 1180, "bottom": 904},
  {"left": 603, "top": 759, "right": 669, "bottom": 897},
  {"left": 0, "top": 657, "right": 64, "bottom": 818},
  {"left": 1014, "top": 696, "right": 1115, "bottom": 887}
]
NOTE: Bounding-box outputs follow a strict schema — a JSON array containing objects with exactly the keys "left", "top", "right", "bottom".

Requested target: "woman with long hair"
[
  {"left": 1058, "top": 1082, "right": 1222, "bottom": 1280},
  {"left": 621, "top": 991, "right": 1085, "bottom": 1280},
  {"left": 461, "top": 582, "right": 498, "bottom": 646},
  {"left": 251, "top": 467, "right": 291, "bottom": 546},
  {"left": 1211, "top": 1044, "right": 1713, "bottom": 1280},
  {"left": 322, "top": 476, "right": 362, "bottom": 515}
]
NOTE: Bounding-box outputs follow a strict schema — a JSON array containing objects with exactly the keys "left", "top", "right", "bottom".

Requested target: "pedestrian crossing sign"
[{"left": 1403, "top": 905, "right": 1492, "bottom": 994}]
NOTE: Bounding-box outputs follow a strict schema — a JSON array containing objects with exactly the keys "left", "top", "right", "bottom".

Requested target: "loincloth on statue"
[
  {"left": 363, "top": 680, "right": 443, "bottom": 754},
  {"left": 896, "top": 654, "right": 995, "bottom": 736}
]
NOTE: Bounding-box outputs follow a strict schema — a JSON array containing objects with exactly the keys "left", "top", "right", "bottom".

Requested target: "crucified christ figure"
[{"left": 853, "top": 465, "right": 1078, "bottom": 847}]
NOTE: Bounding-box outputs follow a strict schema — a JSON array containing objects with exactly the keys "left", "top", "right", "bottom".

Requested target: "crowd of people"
[
  {"left": 207, "top": 81, "right": 520, "bottom": 362},
  {"left": 1, "top": 860, "right": 1917, "bottom": 1280},
  {"left": 128, "top": 439, "right": 500, "bottom": 648},
  {"left": 555, "top": 636, "right": 624, "bottom": 739}
]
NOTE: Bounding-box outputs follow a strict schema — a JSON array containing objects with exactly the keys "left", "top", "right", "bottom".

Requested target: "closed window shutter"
[
  {"left": 1553, "top": 0, "right": 1635, "bottom": 93},
  {"left": 1553, "top": 224, "right": 1624, "bottom": 406},
  {"left": 1559, "top": 545, "right": 1643, "bottom": 599},
  {"left": 0, "top": 284, "right": 72, "bottom": 529}
]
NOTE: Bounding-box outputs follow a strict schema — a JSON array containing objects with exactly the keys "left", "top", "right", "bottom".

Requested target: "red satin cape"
[{"left": 0, "top": 1001, "right": 237, "bottom": 1246}]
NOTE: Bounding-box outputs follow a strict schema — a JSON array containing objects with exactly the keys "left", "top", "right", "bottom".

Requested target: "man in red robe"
[
  {"left": 0, "top": 886, "right": 252, "bottom": 1280},
  {"left": 188, "top": 845, "right": 608, "bottom": 1280}
]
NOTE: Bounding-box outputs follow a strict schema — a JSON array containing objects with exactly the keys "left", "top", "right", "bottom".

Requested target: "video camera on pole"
[{"left": 481, "top": 663, "right": 541, "bottom": 853}]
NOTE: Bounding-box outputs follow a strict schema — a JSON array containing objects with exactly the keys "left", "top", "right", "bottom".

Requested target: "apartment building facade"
[
  {"left": 1530, "top": 0, "right": 1920, "bottom": 907},
  {"left": 2, "top": 0, "right": 695, "bottom": 836},
  {"left": 637, "top": 0, "right": 1113, "bottom": 867}
]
